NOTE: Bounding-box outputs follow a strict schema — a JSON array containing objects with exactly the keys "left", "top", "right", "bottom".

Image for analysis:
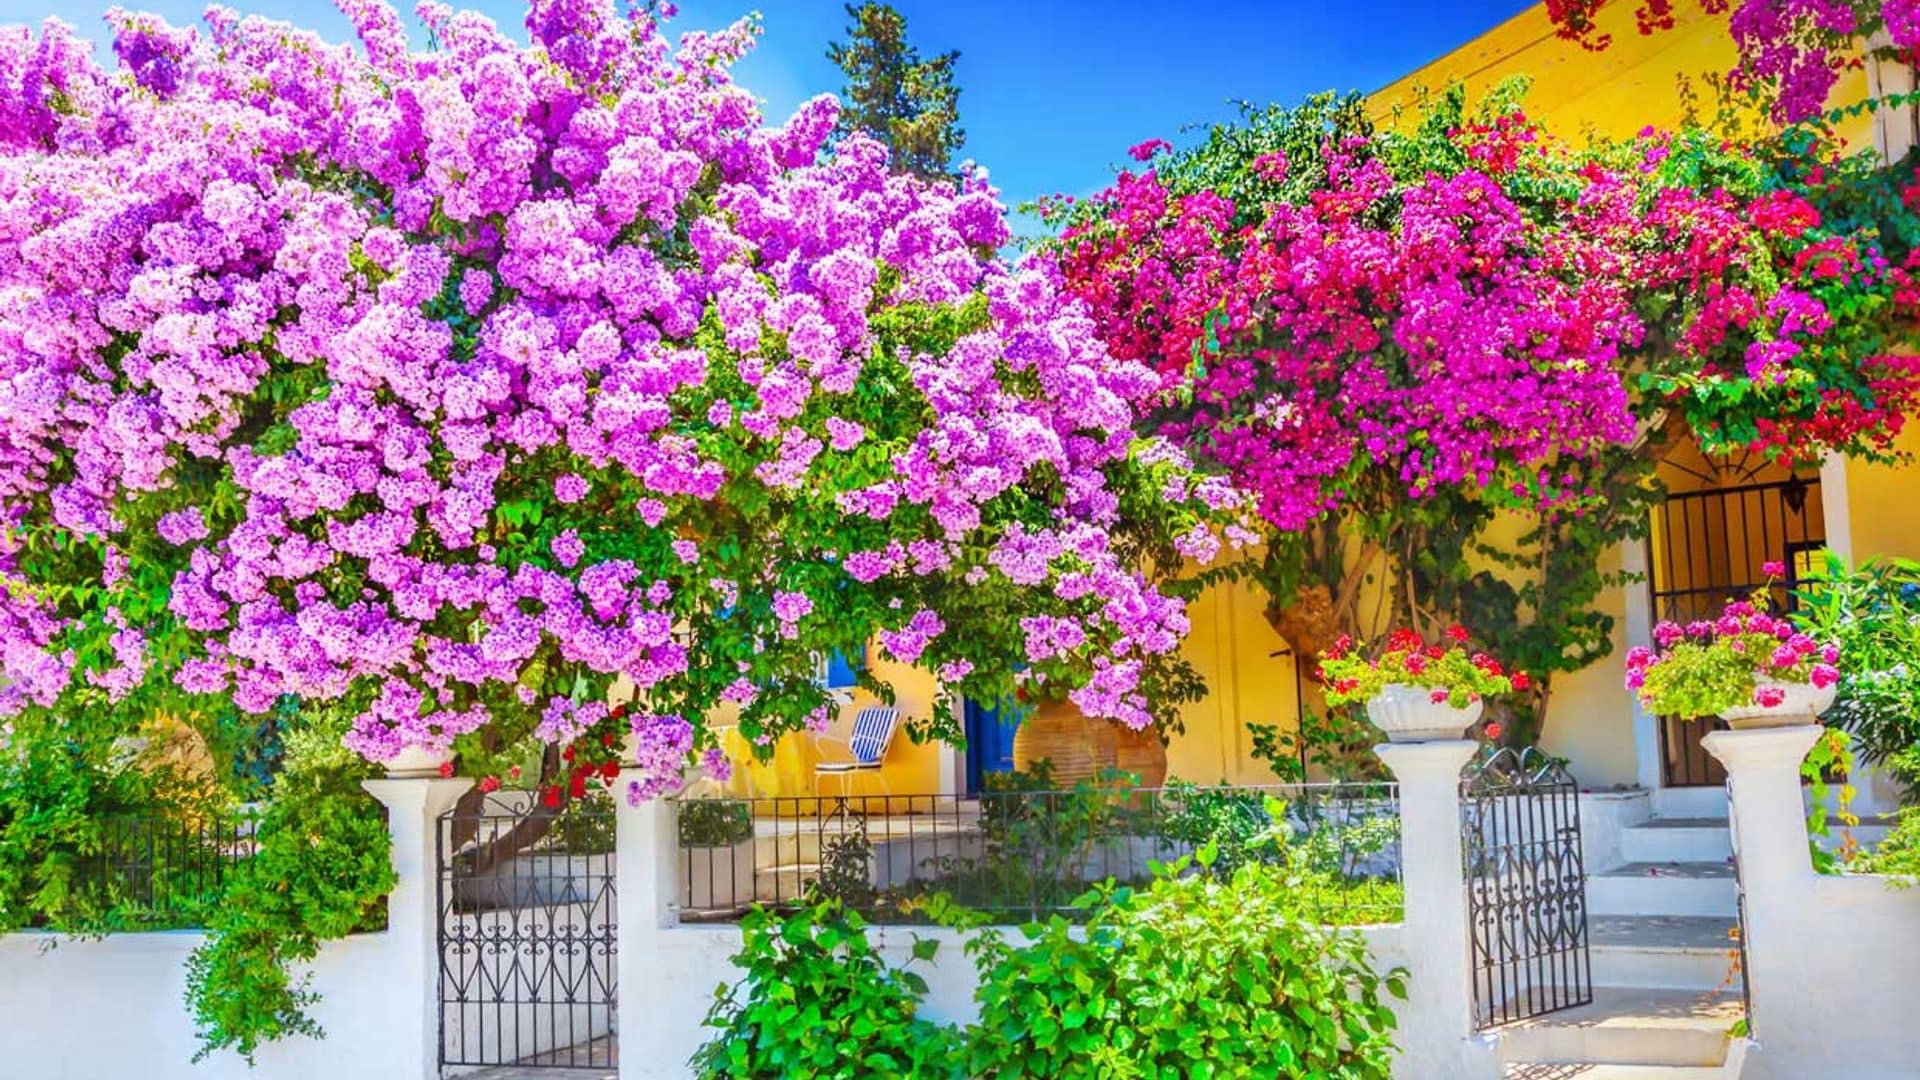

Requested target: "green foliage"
[
  {"left": 1152, "top": 782, "right": 1275, "bottom": 875},
  {"left": 1249, "top": 709, "right": 1385, "bottom": 782},
  {"left": 1790, "top": 552, "right": 1920, "bottom": 778},
  {"left": 1802, "top": 728, "right": 1858, "bottom": 875},
  {"left": 827, "top": 2, "right": 965, "bottom": 180},
  {"left": 1633, "top": 639, "right": 1772, "bottom": 719},
  {"left": 679, "top": 799, "right": 754, "bottom": 848},
  {"left": 690, "top": 897, "right": 965, "bottom": 1079},
  {"left": 0, "top": 718, "right": 224, "bottom": 932},
  {"left": 183, "top": 712, "right": 393, "bottom": 1063},
  {"left": 814, "top": 820, "right": 878, "bottom": 910},
  {"left": 1859, "top": 749, "right": 1920, "bottom": 885},
  {"left": 699, "top": 850, "right": 1401, "bottom": 1079},
  {"left": 964, "top": 852, "right": 1402, "bottom": 1079}
]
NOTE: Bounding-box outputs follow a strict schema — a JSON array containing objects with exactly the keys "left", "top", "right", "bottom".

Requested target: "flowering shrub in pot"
[
  {"left": 1319, "top": 627, "right": 1522, "bottom": 743},
  {"left": 1625, "top": 575, "right": 1842, "bottom": 730}
]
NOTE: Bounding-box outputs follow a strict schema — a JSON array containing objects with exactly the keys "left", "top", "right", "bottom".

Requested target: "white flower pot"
[
  {"left": 384, "top": 744, "right": 454, "bottom": 778},
  {"left": 1364, "top": 683, "right": 1484, "bottom": 743},
  {"left": 1719, "top": 677, "right": 1837, "bottom": 730}
]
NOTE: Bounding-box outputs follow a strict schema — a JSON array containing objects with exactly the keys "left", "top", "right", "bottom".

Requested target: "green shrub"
[
  {"left": 679, "top": 800, "right": 754, "bottom": 848},
  {"left": 0, "top": 717, "right": 226, "bottom": 933},
  {"left": 965, "top": 850, "right": 1402, "bottom": 1079},
  {"left": 1790, "top": 553, "right": 1920, "bottom": 778},
  {"left": 183, "top": 717, "right": 393, "bottom": 1063},
  {"left": 1858, "top": 747, "right": 1920, "bottom": 884},
  {"left": 691, "top": 897, "right": 964, "bottom": 1079}
]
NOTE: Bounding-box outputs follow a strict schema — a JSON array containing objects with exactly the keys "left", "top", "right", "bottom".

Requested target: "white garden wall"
[
  {"left": 0, "top": 930, "right": 408, "bottom": 1080},
  {"left": 1709, "top": 726, "right": 1920, "bottom": 1080},
  {"left": 1743, "top": 874, "right": 1920, "bottom": 1079}
]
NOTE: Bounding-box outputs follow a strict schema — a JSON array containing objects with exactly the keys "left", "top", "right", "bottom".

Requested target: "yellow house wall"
[
  {"left": 1536, "top": 544, "right": 1640, "bottom": 787},
  {"left": 1367, "top": 0, "right": 1872, "bottom": 151},
  {"left": 1164, "top": 576, "right": 1299, "bottom": 785},
  {"left": 1846, "top": 425, "right": 1920, "bottom": 561},
  {"left": 709, "top": 643, "right": 946, "bottom": 806}
]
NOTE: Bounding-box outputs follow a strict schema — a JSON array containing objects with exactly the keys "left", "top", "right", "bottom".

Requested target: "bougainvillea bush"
[
  {"left": 1548, "top": 1, "right": 1920, "bottom": 124},
  {"left": 0, "top": 1, "right": 1250, "bottom": 800},
  {"left": 1044, "top": 85, "right": 1920, "bottom": 744}
]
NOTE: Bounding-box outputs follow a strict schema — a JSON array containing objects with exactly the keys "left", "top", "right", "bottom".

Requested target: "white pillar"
[
  {"left": 1375, "top": 740, "right": 1499, "bottom": 1080},
  {"left": 615, "top": 780, "right": 682, "bottom": 1077},
  {"left": 362, "top": 776, "right": 473, "bottom": 1080},
  {"left": 1703, "top": 726, "right": 1821, "bottom": 886},
  {"left": 1620, "top": 539, "right": 1663, "bottom": 793},
  {"left": 1703, "top": 725, "right": 1821, "bottom": 1074}
]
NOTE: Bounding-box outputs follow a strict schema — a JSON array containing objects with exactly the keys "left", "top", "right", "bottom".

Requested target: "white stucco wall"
[
  {"left": 0, "top": 930, "right": 409, "bottom": 1080},
  {"left": 1743, "top": 874, "right": 1920, "bottom": 1080},
  {"left": 1710, "top": 727, "right": 1920, "bottom": 1080},
  {"left": 0, "top": 778, "right": 476, "bottom": 1080}
]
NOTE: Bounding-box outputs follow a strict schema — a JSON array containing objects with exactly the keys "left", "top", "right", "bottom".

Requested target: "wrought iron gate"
[
  {"left": 438, "top": 791, "right": 617, "bottom": 1071},
  {"left": 1461, "top": 748, "right": 1593, "bottom": 1028}
]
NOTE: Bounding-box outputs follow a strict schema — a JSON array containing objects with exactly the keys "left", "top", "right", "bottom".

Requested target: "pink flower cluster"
[
  {"left": 1625, "top": 599, "right": 1841, "bottom": 696},
  {"left": 1057, "top": 146, "right": 1640, "bottom": 530},
  {"left": 1056, "top": 111, "right": 1920, "bottom": 538},
  {"left": 0, "top": 1, "right": 1249, "bottom": 778}
]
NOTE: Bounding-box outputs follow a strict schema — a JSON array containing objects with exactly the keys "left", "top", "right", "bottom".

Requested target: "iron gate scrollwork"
[
  {"left": 1461, "top": 748, "right": 1592, "bottom": 1028},
  {"left": 438, "top": 791, "right": 617, "bottom": 1071}
]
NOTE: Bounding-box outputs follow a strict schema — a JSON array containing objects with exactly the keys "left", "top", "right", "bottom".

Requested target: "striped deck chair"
[{"left": 814, "top": 706, "right": 901, "bottom": 798}]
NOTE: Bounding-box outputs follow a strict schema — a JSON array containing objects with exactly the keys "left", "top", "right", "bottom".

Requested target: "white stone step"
[
  {"left": 753, "top": 861, "right": 823, "bottom": 902},
  {"left": 1589, "top": 916, "right": 1741, "bottom": 991},
  {"left": 1650, "top": 788, "right": 1731, "bottom": 820},
  {"left": 1497, "top": 987, "right": 1741, "bottom": 1068},
  {"left": 1587, "top": 863, "right": 1737, "bottom": 919},
  {"left": 1621, "top": 819, "right": 1732, "bottom": 865}
]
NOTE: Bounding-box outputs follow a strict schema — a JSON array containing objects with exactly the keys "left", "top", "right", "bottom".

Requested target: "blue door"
[{"left": 963, "top": 698, "right": 1019, "bottom": 794}]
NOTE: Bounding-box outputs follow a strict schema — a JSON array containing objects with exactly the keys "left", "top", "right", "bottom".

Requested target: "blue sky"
[{"left": 9, "top": 0, "right": 1534, "bottom": 208}]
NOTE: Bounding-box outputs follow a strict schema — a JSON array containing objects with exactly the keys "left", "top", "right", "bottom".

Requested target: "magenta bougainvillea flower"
[{"left": 1049, "top": 104, "right": 1920, "bottom": 537}]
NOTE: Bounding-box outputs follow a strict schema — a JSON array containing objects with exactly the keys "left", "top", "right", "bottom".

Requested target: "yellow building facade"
[{"left": 729, "top": 0, "right": 1920, "bottom": 802}]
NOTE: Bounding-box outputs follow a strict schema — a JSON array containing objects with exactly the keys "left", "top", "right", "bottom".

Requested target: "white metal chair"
[{"left": 813, "top": 706, "right": 901, "bottom": 800}]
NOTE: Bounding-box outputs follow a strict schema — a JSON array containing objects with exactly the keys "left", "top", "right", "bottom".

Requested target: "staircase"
[{"left": 1498, "top": 789, "right": 1748, "bottom": 1079}]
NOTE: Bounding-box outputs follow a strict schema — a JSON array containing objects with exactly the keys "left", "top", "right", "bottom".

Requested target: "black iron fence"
[
  {"left": 49, "top": 811, "right": 257, "bottom": 930},
  {"left": 437, "top": 791, "right": 617, "bottom": 1071},
  {"left": 1461, "top": 748, "right": 1593, "bottom": 1028},
  {"left": 674, "top": 782, "right": 1403, "bottom": 927}
]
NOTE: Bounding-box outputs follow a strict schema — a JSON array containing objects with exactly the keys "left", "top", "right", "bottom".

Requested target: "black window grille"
[{"left": 1647, "top": 475, "right": 1823, "bottom": 787}]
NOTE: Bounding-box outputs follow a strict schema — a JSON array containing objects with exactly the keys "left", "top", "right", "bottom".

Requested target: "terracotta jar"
[
  {"left": 1112, "top": 724, "right": 1169, "bottom": 790},
  {"left": 1012, "top": 699, "right": 1118, "bottom": 787}
]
